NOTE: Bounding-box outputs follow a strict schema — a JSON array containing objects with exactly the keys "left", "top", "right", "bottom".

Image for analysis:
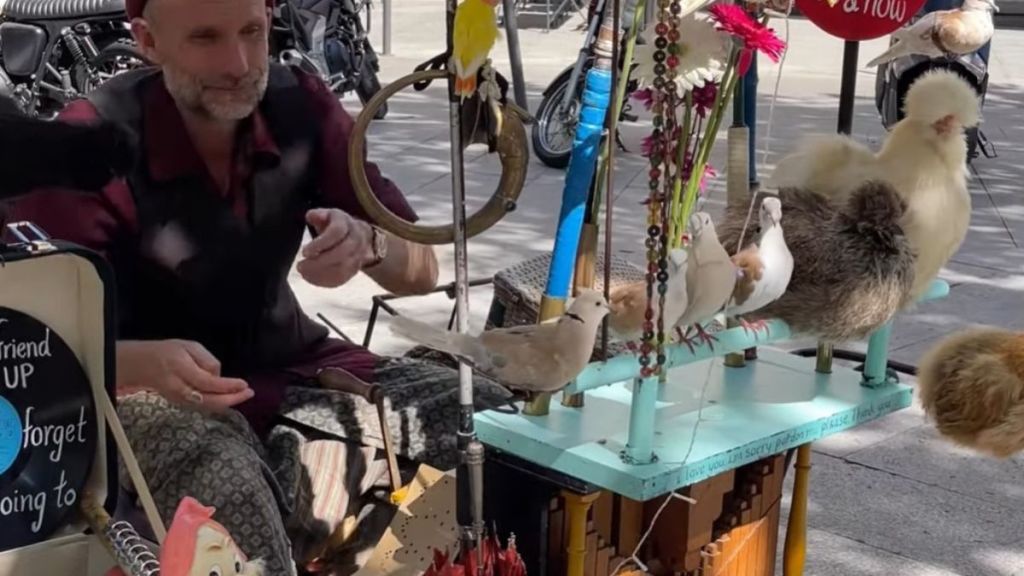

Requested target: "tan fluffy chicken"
[
  {"left": 768, "top": 69, "right": 980, "bottom": 304},
  {"left": 917, "top": 328, "right": 1024, "bottom": 459}
]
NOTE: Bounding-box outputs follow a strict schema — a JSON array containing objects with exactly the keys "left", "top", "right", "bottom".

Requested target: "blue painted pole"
[
  {"left": 862, "top": 322, "right": 893, "bottom": 388},
  {"left": 523, "top": 52, "right": 614, "bottom": 416},
  {"left": 625, "top": 376, "right": 659, "bottom": 464},
  {"left": 541, "top": 68, "right": 614, "bottom": 311},
  {"left": 863, "top": 280, "right": 949, "bottom": 387}
]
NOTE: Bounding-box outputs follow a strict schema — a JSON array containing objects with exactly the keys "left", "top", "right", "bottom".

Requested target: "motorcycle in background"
[
  {"left": 0, "top": 0, "right": 148, "bottom": 119},
  {"left": 270, "top": 0, "right": 388, "bottom": 119},
  {"left": 531, "top": 0, "right": 642, "bottom": 168},
  {"left": 874, "top": 0, "right": 996, "bottom": 161}
]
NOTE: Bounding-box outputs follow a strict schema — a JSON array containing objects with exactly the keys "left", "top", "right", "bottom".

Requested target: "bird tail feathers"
[
  {"left": 389, "top": 315, "right": 488, "bottom": 369},
  {"left": 866, "top": 41, "right": 907, "bottom": 67},
  {"left": 767, "top": 134, "right": 874, "bottom": 191},
  {"left": 903, "top": 69, "right": 981, "bottom": 128}
]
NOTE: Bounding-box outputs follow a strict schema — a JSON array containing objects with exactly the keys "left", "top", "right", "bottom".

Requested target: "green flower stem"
[
  {"left": 587, "top": 0, "right": 648, "bottom": 219},
  {"left": 667, "top": 90, "right": 693, "bottom": 244},
  {"left": 671, "top": 47, "right": 742, "bottom": 248}
]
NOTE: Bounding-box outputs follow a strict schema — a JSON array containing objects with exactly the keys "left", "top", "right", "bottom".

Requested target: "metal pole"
[
  {"left": 383, "top": 0, "right": 392, "bottom": 55},
  {"left": 501, "top": 0, "right": 529, "bottom": 109},
  {"left": 837, "top": 41, "right": 859, "bottom": 135},
  {"left": 444, "top": 0, "right": 481, "bottom": 558}
]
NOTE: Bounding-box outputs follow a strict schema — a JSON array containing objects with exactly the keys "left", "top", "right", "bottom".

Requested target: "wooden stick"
[
  {"left": 783, "top": 444, "right": 812, "bottom": 575},
  {"left": 98, "top": 392, "right": 168, "bottom": 543}
]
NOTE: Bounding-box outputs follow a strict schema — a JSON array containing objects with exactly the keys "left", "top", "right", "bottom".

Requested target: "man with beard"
[{"left": 9, "top": 0, "right": 512, "bottom": 572}]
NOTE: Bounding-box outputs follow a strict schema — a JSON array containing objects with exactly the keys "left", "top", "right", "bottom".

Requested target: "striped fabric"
[{"left": 288, "top": 440, "right": 387, "bottom": 566}]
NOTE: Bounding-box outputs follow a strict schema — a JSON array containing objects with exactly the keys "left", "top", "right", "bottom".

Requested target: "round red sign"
[{"left": 795, "top": 0, "right": 927, "bottom": 41}]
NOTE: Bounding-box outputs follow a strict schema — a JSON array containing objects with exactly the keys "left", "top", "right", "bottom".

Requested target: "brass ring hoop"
[{"left": 348, "top": 69, "right": 529, "bottom": 245}]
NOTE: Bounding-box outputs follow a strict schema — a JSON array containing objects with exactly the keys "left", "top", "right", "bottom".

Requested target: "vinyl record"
[{"left": 0, "top": 306, "right": 97, "bottom": 552}]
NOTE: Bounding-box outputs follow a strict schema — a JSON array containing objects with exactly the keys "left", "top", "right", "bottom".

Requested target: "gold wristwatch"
[{"left": 365, "top": 224, "right": 388, "bottom": 269}]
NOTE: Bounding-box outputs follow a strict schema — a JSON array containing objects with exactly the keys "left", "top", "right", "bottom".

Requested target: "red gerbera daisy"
[{"left": 709, "top": 4, "right": 786, "bottom": 73}]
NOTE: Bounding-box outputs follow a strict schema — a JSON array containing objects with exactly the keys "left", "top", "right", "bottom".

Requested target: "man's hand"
[
  {"left": 116, "top": 340, "right": 253, "bottom": 411},
  {"left": 298, "top": 208, "right": 374, "bottom": 288}
]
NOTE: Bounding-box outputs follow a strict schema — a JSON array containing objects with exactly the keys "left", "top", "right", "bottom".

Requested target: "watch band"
[{"left": 364, "top": 225, "right": 388, "bottom": 269}]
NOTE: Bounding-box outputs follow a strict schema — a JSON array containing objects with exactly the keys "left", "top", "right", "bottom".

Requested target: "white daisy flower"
[{"left": 632, "top": 11, "right": 731, "bottom": 95}]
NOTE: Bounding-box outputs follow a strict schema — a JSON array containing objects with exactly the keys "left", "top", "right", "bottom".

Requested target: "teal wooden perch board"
[
  {"left": 475, "top": 350, "right": 911, "bottom": 500},
  {"left": 474, "top": 279, "right": 950, "bottom": 501}
]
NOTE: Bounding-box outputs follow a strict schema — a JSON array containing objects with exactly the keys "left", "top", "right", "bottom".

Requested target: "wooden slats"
[{"left": 544, "top": 453, "right": 790, "bottom": 576}]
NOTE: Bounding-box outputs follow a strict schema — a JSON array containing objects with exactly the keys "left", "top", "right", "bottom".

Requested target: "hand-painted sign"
[{"left": 795, "top": 0, "right": 927, "bottom": 41}]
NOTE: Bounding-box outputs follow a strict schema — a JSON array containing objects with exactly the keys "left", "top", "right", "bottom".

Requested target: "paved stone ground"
[{"left": 292, "top": 6, "right": 1024, "bottom": 575}]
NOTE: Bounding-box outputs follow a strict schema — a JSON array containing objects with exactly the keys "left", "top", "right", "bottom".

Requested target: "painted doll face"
[{"left": 190, "top": 524, "right": 264, "bottom": 576}]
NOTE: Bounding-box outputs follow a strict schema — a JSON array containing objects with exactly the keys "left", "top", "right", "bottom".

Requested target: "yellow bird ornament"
[{"left": 452, "top": 0, "right": 501, "bottom": 100}]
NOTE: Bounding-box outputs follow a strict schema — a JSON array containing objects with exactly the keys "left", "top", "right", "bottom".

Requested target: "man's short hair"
[{"left": 126, "top": 0, "right": 274, "bottom": 20}]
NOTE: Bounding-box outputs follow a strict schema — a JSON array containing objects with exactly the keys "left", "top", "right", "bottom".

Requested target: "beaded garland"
[{"left": 639, "top": 0, "right": 681, "bottom": 379}]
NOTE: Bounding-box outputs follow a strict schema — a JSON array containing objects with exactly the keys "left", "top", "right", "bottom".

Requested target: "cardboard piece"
[
  {"left": 0, "top": 531, "right": 91, "bottom": 573},
  {"left": 353, "top": 465, "right": 459, "bottom": 576}
]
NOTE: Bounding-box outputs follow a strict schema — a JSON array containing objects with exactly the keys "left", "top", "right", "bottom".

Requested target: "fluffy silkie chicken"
[
  {"left": 917, "top": 327, "right": 1024, "bottom": 459},
  {"left": 768, "top": 69, "right": 980, "bottom": 304}
]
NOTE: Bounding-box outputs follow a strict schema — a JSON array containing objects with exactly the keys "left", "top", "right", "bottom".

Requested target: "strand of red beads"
[
  {"left": 655, "top": 1, "right": 683, "bottom": 377},
  {"left": 639, "top": 0, "right": 676, "bottom": 379}
]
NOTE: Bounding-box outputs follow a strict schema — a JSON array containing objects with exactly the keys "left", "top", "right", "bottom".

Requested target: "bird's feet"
[
  {"left": 674, "top": 324, "right": 718, "bottom": 353},
  {"left": 625, "top": 340, "right": 640, "bottom": 353},
  {"left": 674, "top": 326, "right": 696, "bottom": 354},
  {"left": 693, "top": 323, "right": 719, "bottom": 350},
  {"left": 739, "top": 318, "right": 771, "bottom": 339}
]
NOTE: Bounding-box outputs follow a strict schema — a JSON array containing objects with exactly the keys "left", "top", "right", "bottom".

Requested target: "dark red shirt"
[{"left": 10, "top": 68, "right": 418, "bottom": 435}]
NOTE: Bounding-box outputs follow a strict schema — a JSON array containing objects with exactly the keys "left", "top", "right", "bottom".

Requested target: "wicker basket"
[{"left": 486, "top": 252, "right": 646, "bottom": 328}]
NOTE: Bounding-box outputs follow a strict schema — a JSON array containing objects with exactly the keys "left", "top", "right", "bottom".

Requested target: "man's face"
[{"left": 132, "top": 0, "right": 270, "bottom": 121}]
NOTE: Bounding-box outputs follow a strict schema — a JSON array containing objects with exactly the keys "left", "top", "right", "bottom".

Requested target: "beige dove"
[
  {"left": 674, "top": 212, "right": 738, "bottom": 349},
  {"left": 608, "top": 247, "right": 689, "bottom": 346},
  {"left": 727, "top": 197, "right": 793, "bottom": 332},
  {"left": 389, "top": 289, "right": 610, "bottom": 393},
  {"left": 866, "top": 0, "right": 997, "bottom": 67}
]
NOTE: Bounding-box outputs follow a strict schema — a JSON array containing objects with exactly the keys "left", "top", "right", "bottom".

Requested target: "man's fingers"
[
  {"left": 302, "top": 225, "right": 348, "bottom": 259},
  {"left": 303, "top": 210, "right": 350, "bottom": 258},
  {"left": 168, "top": 375, "right": 205, "bottom": 407},
  {"left": 303, "top": 239, "right": 362, "bottom": 269},
  {"left": 305, "top": 208, "right": 332, "bottom": 232},
  {"left": 179, "top": 340, "right": 221, "bottom": 375},
  {"left": 189, "top": 371, "right": 250, "bottom": 396},
  {"left": 170, "top": 376, "right": 253, "bottom": 413},
  {"left": 296, "top": 256, "right": 360, "bottom": 288},
  {"left": 201, "top": 388, "right": 256, "bottom": 411}
]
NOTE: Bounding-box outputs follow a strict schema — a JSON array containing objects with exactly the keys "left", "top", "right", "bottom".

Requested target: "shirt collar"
[{"left": 142, "top": 76, "right": 281, "bottom": 182}]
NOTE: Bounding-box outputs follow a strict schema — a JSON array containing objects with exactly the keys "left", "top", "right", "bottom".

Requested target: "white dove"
[
  {"left": 866, "top": 0, "right": 998, "bottom": 67},
  {"left": 726, "top": 197, "right": 793, "bottom": 336},
  {"left": 389, "top": 289, "right": 610, "bottom": 393},
  {"left": 608, "top": 247, "right": 689, "bottom": 349},
  {"left": 674, "top": 212, "right": 738, "bottom": 352}
]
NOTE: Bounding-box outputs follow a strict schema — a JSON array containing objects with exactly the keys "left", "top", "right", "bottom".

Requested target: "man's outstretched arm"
[{"left": 301, "top": 71, "right": 439, "bottom": 296}]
